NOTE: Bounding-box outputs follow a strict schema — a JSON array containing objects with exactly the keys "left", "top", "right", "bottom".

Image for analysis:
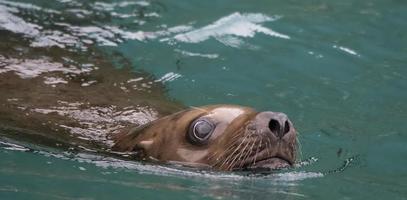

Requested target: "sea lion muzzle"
[{"left": 232, "top": 111, "right": 296, "bottom": 171}]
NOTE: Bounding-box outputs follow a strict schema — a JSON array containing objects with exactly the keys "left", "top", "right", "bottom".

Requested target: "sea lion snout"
[
  {"left": 255, "top": 111, "right": 293, "bottom": 139},
  {"left": 216, "top": 111, "right": 297, "bottom": 171}
]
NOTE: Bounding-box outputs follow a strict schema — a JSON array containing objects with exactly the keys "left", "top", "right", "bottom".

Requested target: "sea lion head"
[{"left": 112, "top": 105, "right": 298, "bottom": 171}]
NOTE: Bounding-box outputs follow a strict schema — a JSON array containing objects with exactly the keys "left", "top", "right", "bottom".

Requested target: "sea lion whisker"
[
  {"left": 216, "top": 145, "right": 239, "bottom": 169},
  {"left": 238, "top": 139, "right": 256, "bottom": 168},
  {"left": 213, "top": 142, "right": 239, "bottom": 162},
  {"left": 221, "top": 132, "right": 243, "bottom": 150},
  {"left": 208, "top": 132, "right": 244, "bottom": 162},
  {"left": 207, "top": 140, "right": 239, "bottom": 163},
  {"left": 225, "top": 148, "right": 243, "bottom": 170},
  {"left": 232, "top": 129, "right": 260, "bottom": 169},
  {"left": 229, "top": 137, "right": 252, "bottom": 170},
  {"left": 209, "top": 128, "right": 244, "bottom": 163},
  {"left": 295, "top": 132, "right": 302, "bottom": 160},
  {"left": 218, "top": 133, "right": 249, "bottom": 169},
  {"left": 266, "top": 136, "right": 272, "bottom": 157},
  {"left": 228, "top": 142, "right": 250, "bottom": 170},
  {"left": 209, "top": 144, "right": 238, "bottom": 167},
  {"left": 218, "top": 152, "right": 235, "bottom": 169},
  {"left": 188, "top": 106, "right": 209, "bottom": 113},
  {"left": 218, "top": 142, "right": 244, "bottom": 169},
  {"left": 224, "top": 132, "right": 247, "bottom": 149},
  {"left": 252, "top": 139, "right": 262, "bottom": 165}
]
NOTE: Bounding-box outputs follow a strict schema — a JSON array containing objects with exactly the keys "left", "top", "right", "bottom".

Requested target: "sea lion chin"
[{"left": 112, "top": 104, "right": 298, "bottom": 171}]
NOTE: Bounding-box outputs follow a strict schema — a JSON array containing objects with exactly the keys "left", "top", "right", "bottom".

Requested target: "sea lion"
[
  {"left": 113, "top": 105, "right": 297, "bottom": 171},
  {"left": 0, "top": 29, "right": 297, "bottom": 172}
]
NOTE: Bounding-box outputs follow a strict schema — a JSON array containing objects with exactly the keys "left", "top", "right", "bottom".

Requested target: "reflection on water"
[
  {"left": 0, "top": 0, "right": 159, "bottom": 49},
  {"left": 0, "top": 12, "right": 182, "bottom": 148},
  {"left": 0, "top": 51, "right": 179, "bottom": 147},
  {"left": 0, "top": 56, "right": 90, "bottom": 78},
  {"left": 0, "top": 0, "right": 289, "bottom": 50}
]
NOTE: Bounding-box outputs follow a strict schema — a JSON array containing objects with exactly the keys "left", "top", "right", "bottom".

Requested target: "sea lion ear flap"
[
  {"left": 111, "top": 125, "right": 150, "bottom": 152},
  {"left": 138, "top": 140, "right": 154, "bottom": 150}
]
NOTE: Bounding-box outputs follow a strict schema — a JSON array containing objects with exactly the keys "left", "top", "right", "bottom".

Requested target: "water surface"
[{"left": 0, "top": 0, "right": 406, "bottom": 199}]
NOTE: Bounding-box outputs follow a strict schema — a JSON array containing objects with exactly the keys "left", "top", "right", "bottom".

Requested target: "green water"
[{"left": 1, "top": 0, "right": 406, "bottom": 199}]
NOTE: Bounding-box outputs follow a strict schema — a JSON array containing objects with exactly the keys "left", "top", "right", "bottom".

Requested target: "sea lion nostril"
[
  {"left": 268, "top": 119, "right": 281, "bottom": 135},
  {"left": 284, "top": 120, "right": 290, "bottom": 134},
  {"left": 268, "top": 118, "right": 290, "bottom": 138}
]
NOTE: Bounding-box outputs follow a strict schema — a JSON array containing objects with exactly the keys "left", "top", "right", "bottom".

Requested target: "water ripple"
[
  {"left": 0, "top": 139, "right": 323, "bottom": 183},
  {"left": 173, "top": 12, "right": 290, "bottom": 45},
  {"left": 0, "top": 0, "right": 288, "bottom": 52}
]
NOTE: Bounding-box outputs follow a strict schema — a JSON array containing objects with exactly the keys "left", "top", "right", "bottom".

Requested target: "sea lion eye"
[{"left": 187, "top": 119, "right": 215, "bottom": 145}]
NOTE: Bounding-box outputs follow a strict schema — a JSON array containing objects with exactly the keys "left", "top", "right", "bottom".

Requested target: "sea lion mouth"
[
  {"left": 250, "top": 156, "right": 292, "bottom": 170},
  {"left": 236, "top": 149, "right": 294, "bottom": 171}
]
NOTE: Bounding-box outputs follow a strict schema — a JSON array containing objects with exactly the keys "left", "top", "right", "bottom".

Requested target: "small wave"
[
  {"left": 0, "top": 141, "right": 31, "bottom": 151},
  {"left": 272, "top": 171, "right": 323, "bottom": 181},
  {"left": 173, "top": 12, "right": 290, "bottom": 45},
  {"left": 333, "top": 45, "right": 361, "bottom": 56},
  {"left": 174, "top": 49, "right": 219, "bottom": 59},
  {"left": 155, "top": 72, "right": 182, "bottom": 83}
]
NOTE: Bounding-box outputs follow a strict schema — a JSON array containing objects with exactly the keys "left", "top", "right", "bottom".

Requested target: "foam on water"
[{"left": 173, "top": 12, "right": 290, "bottom": 44}]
